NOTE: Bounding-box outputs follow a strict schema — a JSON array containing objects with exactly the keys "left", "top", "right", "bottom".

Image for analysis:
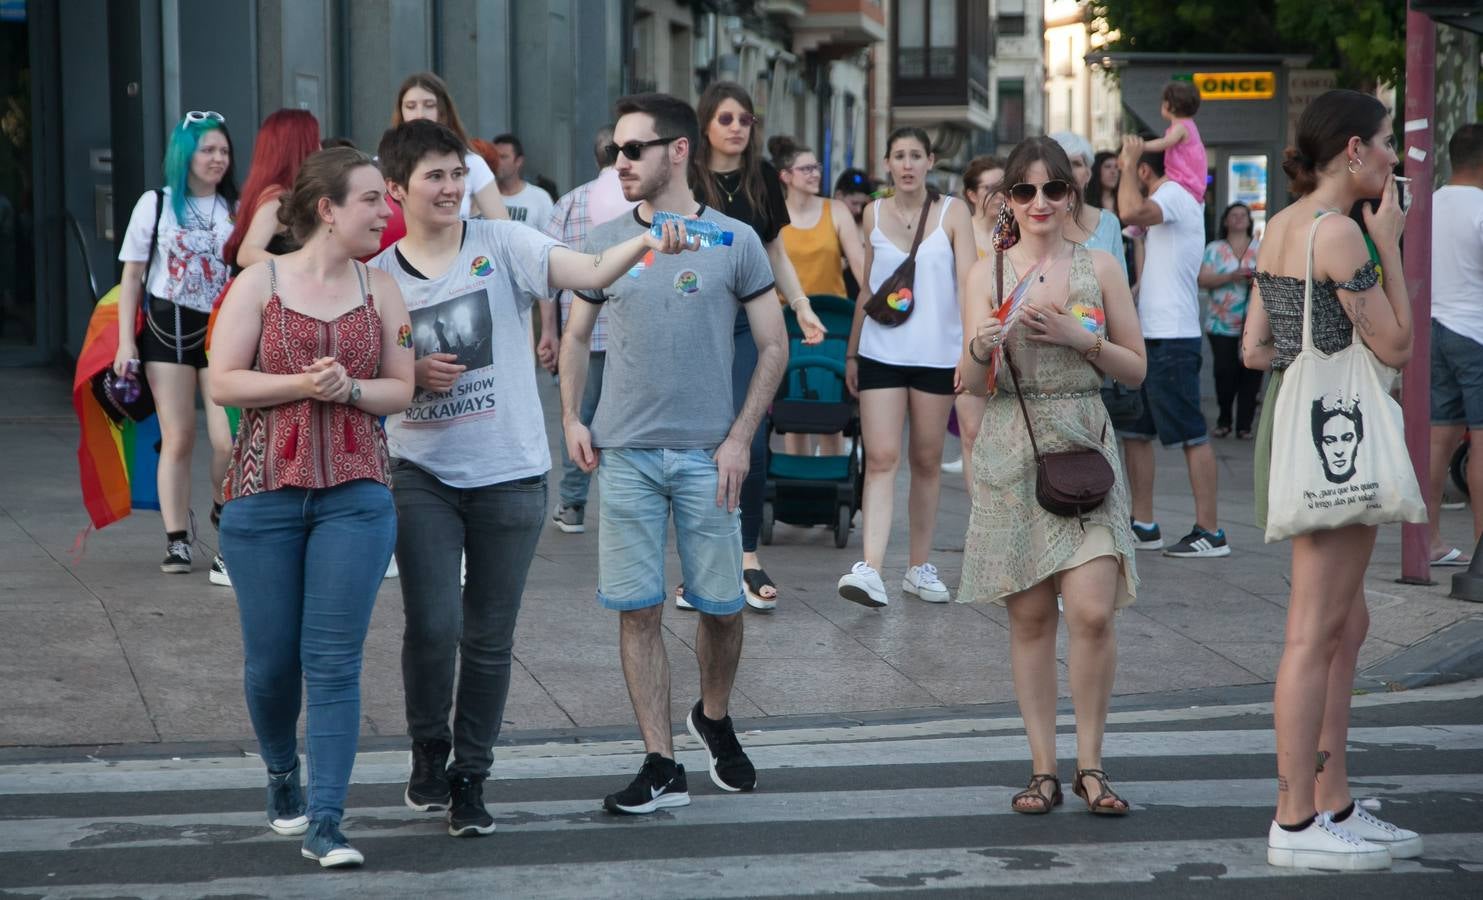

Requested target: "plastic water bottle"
[{"left": 651, "top": 211, "right": 733, "bottom": 247}]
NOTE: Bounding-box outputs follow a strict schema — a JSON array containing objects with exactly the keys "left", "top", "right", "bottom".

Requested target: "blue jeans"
[
  {"left": 1123, "top": 337, "right": 1209, "bottom": 447},
  {"left": 391, "top": 459, "right": 547, "bottom": 777},
  {"left": 220, "top": 479, "right": 396, "bottom": 825},
  {"left": 596, "top": 447, "right": 745, "bottom": 615},
  {"left": 733, "top": 311, "right": 767, "bottom": 554},
  {"left": 558, "top": 351, "right": 605, "bottom": 507}
]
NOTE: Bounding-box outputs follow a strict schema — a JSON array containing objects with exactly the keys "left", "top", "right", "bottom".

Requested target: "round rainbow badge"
[
  {"left": 887, "top": 287, "right": 913, "bottom": 312},
  {"left": 470, "top": 256, "right": 493, "bottom": 277}
]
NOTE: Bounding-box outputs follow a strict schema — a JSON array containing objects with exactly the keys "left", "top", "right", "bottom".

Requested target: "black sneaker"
[
  {"left": 603, "top": 752, "right": 690, "bottom": 815},
  {"left": 208, "top": 554, "right": 232, "bottom": 587},
  {"left": 686, "top": 700, "right": 757, "bottom": 792},
  {"left": 1163, "top": 525, "right": 1231, "bottom": 558},
  {"left": 161, "top": 539, "right": 192, "bottom": 574},
  {"left": 447, "top": 773, "right": 496, "bottom": 836},
  {"left": 1130, "top": 519, "right": 1163, "bottom": 550},
  {"left": 405, "top": 738, "right": 452, "bottom": 811}
]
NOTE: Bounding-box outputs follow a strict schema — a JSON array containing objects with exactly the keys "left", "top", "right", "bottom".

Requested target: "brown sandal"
[
  {"left": 1073, "top": 767, "right": 1129, "bottom": 815},
  {"left": 1011, "top": 773, "right": 1062, "bottom": 815}
]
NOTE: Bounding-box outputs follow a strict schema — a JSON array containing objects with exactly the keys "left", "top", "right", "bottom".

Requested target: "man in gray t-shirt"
[{"left": 559, "top": 93, "right": 788, "bottom": 816}]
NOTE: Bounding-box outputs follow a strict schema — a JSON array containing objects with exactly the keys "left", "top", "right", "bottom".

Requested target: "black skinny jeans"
[
  {"left": 732, "top": 310, "right": 767, "bottom": 554},
  {"left": 1207, "top": 333, "right": 1263, "bottom": 433}
]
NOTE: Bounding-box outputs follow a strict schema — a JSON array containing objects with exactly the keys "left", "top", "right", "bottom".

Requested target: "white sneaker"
[
  {"left": 838, "top": 562, "right": 888, "bottom": 608},
  {"left": 902, "top": 563, "right": 950, "bottom": 603},
  {"left": 1266, "top": 812, "right": 1391, "bottom": 871},
  {"left": 940, "top": 457, "right": 963, "bottom": 474},
  {"left": 208, "top": 554, "right": 232, "bottom": 587},
  {"left": 1327, "top": 804, "right": 1422, "bottom": 859},
  {"left": 675, "top": 585, "right": 696, "bottom": 611},
  {"left": 385, "top": 557, "right": 399, "bottom": 579}
]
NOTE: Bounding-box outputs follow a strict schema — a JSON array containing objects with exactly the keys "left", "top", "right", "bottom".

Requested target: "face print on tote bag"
[{"left": 1311, "top": 395, "right": 1364, "bottom": 485}]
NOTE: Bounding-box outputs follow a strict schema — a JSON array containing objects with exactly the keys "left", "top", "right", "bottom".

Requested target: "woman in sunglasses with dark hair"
[
  {"left": 958, "top": 137, "right": 1146, "bottom": 818},
  {"left": 682, "top": 82, "right": 825, "bottom": 613},
  {"left": 114, "top": 110, "right": 239, "bottom": 576}
]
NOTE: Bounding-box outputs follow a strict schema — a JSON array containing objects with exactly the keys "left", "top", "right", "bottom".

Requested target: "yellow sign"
[{"left": 1189, "top": 71, "right": 1276, "bottom": 101}]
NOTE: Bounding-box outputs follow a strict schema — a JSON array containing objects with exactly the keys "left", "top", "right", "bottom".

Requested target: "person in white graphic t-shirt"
[{"left": 491, "top": 133, "right": 555, "bottom": 229}]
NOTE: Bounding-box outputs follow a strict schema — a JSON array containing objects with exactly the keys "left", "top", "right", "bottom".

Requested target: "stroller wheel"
[
  {"left": 834, "top": 504, "right": 850, "bottom": 549},
  {"left": 761, "top": 501, "right": 775, "bottom": 545}
]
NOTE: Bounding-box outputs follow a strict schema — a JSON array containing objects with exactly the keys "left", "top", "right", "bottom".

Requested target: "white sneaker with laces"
[
  {"left": 1266, "top": 812, "right": 1391, "bottom": 871},
  {"left": 902, "top": 563, "right": 950, "bottom": 603},
  {"left": 838, "top": 562, "right": 888, "bottom": 608},
  {"left": 940, "top": 457, "right": 963, "bottom": 474},
  {"left": 1327, "top": 804, "right": 1422, "bottom": 859}
]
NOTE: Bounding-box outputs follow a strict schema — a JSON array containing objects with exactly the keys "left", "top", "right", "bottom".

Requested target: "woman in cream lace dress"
[{"left": 958, "top": 137, "right": 1146, "bottom": 817}]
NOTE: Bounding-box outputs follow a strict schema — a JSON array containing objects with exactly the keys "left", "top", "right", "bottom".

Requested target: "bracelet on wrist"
[
  {"left": 967, "top": 339, "right": 994, "bottom": 366},
  {"left": 1082, "top": 335, "right": 1104, "bottom": 361}
]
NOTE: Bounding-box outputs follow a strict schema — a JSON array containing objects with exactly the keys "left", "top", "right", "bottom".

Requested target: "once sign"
[{"left": 1186, "top": 71, "right": 1277, "bottom": 101}]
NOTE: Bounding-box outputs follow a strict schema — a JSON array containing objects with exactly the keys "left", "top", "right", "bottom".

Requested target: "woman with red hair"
[{"left": 224, "top": 109, "right": 323, "bottom": 272}]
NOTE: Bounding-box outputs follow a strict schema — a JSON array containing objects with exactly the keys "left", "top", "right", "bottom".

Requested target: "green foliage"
[{"left": 1090, "top": 0, "right": 1408, "bottom": 89}]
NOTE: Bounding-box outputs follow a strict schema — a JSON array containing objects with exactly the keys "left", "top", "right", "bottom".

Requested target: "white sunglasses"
[{"left": 184, "top": 110, "right": 225, "bottom": 124}]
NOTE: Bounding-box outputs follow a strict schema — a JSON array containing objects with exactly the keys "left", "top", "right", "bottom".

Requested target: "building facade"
[
  {"left": 1044, "top": 0, "right": 1119, "bottom": 151},
  {"left": 2, "top": 0, "right": 892, "bottom": 365}
]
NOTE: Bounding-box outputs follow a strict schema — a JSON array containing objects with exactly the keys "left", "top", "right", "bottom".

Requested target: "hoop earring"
[{"left": 1347, "top": 157, "right": 1363, "bottom": 175}]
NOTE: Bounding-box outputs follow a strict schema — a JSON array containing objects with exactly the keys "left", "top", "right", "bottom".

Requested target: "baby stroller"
[{"left": 761, "top": 295, "right": 862, "bottom": 548}]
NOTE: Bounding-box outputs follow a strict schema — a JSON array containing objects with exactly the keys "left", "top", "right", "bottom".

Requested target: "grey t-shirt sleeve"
[
  {"left": 732, "top": 229, "right": 777, "bottom": 303},
  {"left": 487, "top": 220, "right": 559, "bottom": 309}
]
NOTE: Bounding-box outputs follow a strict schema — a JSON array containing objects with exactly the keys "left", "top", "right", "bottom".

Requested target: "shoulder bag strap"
[
  {"left": 901, "top": 190, "right": 936, "bottom": 262},
  {"left": 143, "top": 189, "right": 165, "bottom": 291},
  {"left": 996, "top": 246, "right": 1043, "bottom": 460},
  {"left": 1300, "top": 212, "right": 1332, "bottom": 355}
]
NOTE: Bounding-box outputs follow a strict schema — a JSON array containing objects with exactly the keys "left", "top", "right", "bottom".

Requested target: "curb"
[{"left": 1357, "top": 616, "right": 1483, "bottom": 692}]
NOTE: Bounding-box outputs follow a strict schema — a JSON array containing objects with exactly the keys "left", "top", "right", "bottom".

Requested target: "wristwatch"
[{"left": 348, "top": 380, "right": 362, "bottom": 405}]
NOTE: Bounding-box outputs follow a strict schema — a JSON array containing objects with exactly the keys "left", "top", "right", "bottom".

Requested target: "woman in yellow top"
[{"left": 772, "top": 136, "right": 866, "bottom": 456}]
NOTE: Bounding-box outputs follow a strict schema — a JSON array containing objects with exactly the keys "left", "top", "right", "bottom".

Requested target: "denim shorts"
[
  {"left": 1430, "top": 319, "right": 1483, "bottom": 428},
  {"left": 1121, "top": 337, "right": 1209, "bottom": 447},
  {"left": 596, "top": 448, "right": 744, "bottom": 616}
]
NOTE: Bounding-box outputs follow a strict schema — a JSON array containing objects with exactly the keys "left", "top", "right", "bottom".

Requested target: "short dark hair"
[
  {"left": 834, "top": 168, "right": 873, "bottom": 195},
  {"left": 1163, "top": 81, "right": 1201, "bottom": 118},
  {"left": 1450, "top": 123, "right": 1483, "bottom": 173},
  {"left": 1139, "top": 134, "right": 1167, "bottom": 178},
  {"left": 492, "top": 133, "right": 524, "bottom": 158},
  {"left": 613, "top": 92, "right": 699, "bottom": 163},
  {"left": 377, "top": 119, "right": 467, "bottom": 188}
]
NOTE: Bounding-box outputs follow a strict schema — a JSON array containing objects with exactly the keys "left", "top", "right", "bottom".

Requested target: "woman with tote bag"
[{"left": 1243, "top": 89, "right": 1425, "bottom": 872}]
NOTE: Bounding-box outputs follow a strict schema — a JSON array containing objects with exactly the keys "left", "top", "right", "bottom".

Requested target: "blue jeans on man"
[{"left": 558, "top": 352, "right": 605, "bottom": 508}]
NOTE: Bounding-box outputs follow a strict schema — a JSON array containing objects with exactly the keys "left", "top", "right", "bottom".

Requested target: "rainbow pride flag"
[{"left": 72, "top": 286, "right": 161, "bottom": 530}]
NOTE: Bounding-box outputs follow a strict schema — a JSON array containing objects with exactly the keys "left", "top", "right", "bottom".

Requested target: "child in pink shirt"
[{"left": 1143, "top": 81, "right": 1207, "bottom": 204}]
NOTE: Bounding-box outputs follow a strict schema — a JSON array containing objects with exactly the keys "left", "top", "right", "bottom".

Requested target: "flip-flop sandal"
[
  {"left": 743, "top": 568, "right": 778, "bottom": 612},
  {"left": 1431, "top": 547, "right": 1471, "bottom": 567}
]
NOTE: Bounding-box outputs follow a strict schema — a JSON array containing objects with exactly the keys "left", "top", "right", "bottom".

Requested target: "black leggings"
[
  {"left": 732, "top": 313, "right": 767, "bottom": 554},
  {"left": 1208, "top": 333, "right": 1262, "bottom": 433}
]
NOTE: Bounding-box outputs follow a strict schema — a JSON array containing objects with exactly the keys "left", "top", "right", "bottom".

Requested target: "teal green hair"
[{"left": 162, "top": 117, "right": 238, "bottom": 222}]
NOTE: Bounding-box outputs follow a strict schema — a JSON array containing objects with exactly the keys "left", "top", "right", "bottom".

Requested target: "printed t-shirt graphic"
[
  {"left": 576, "top": 205, "right": 775, "bottom": 451},
  {"left": 503, "top": 182, "right": 556, "bottom": 229},
  {"left": 369, "top": 220, "right": 560, "bottom": 488},
  {"left": 118, "top": 187, "right": 235, "bottom": 312}
]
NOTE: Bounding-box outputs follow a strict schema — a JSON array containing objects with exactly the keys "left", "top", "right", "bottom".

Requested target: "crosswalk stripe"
[
  {"left": 0, "top": 774, "right": 1472, "bottom": 855},
  {"left": 2, "top": 724, "right": 1480, "bottom": 796},
  {"left": 6, "top": 833, "right": 1478, "bottom": 898}
]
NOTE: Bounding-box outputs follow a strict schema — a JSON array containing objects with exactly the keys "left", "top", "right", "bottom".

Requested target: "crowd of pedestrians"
[{"left": 101, "top": 79, "right": 1469, "bottom": 875}]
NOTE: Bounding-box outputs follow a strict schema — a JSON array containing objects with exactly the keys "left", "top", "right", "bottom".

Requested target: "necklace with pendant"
[
  {"left": 186, "top": 195, "right": 217, "bottom": 230},
  {"left": 716, "top": 170, "right": 741, "bottom": 205}
]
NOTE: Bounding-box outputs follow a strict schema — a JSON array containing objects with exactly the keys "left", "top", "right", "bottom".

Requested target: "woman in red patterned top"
[{"left": 208, "top": 147, "right": 414, "bottom": 869}]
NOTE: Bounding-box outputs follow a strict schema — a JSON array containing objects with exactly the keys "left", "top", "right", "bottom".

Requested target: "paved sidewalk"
[{"left": 2, "top": 365, "right": 1480, "bottom": 749}]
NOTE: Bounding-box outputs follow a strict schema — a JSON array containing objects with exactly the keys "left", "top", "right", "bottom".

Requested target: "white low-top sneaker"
[
  {"left": 838, "top": 562, "right": 888, "bottom": 608},
  {"left": 1328, "top": 804, "right": 1422, "bottom": 859},
  {"left": 1266, "top": 812, "right": 1391, "bottom": 871},
  {"left": 902, "top": 563, "right": 950, "bottom": 603}
]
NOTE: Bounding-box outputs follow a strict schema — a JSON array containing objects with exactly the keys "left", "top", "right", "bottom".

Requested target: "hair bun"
[{"left": 767, "top": 135, "right": 797, "bottom": 163}]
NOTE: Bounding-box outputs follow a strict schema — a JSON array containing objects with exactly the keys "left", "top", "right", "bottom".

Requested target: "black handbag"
[
  {"left": 862, "top": 191, "right": 937, "bottom": 327},
  {"left": 997, "top": 249, "right": 1114, "bottom": 519},
  {"left": 91, "top": 190, "right": 164, "bottom": 424}
]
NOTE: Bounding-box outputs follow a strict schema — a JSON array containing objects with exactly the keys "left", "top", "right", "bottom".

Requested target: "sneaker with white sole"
[
  {"left": 1130, "top": 520, "right": 1163, "bottom": 550},
  {"left": 208, "top": 554, "right": 232, "bottom": 587},
  {"left": 940, "top": 457, "right": 963, "bottom": 474},
  {"left": 603, "top": 752, "right": 690, "bottom": 815},
  {"left": 1266, "top": 812, "right": 1390, "bottom": 871},
  {"left": 552, "top": 503, "right": 586, "bottom": 534},
  {"left": 447, "top": 773, "right": 497, "bottom": 836},
  {"left": 1328, "top": 803, "right": 1422, "bottom": 859},
  {"left": 902, "top": 563, "right": 950, "bottom": 603},
  {"left": 300, "top": 817, "right": 364, "bottom": 868},
  {"left": 265, "top": 759, "right": 308, "bottom": 836},
  {"left": 160, "top": 539, "right": 192, "bottom": 574},
  {"left": 838, "top": 561, "right": 888, "bottom": 608},
  {"left": 1163, "top": 525, "right": 1231, "bottom": 558},
  {"left": 674, "top": 584, "right": 696, "bottom": 611}
]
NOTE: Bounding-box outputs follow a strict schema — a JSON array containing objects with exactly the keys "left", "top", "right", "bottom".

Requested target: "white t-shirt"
[
  {"left": 369, "top": 220, "right": 560, "bottom": 488},
  {"left": 1137, "top": 180, "right": 1205, "bottom": 339},
  {"left": 118, "top": 187, "right": 235, "bottom": 312},
  {"left": 1432, "top": 184, "right": 1483, "bottom": 345},
  {"left": 502, "top": 181, "right": 555, "bottom": 230},
  {"left": 460, "top": 152, "right": 496, "bottom": 219}
]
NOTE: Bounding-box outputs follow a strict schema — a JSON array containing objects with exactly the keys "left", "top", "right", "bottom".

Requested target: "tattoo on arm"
[
  {"left": 1256, "top": 336, "right": 1274, "bottom": 348},
  {"left": 1346, "top": 292, "right": 1375, "bottom": 337},
  {"left": 1277, "top": 775, "right": 1290, "bottom": 792}
]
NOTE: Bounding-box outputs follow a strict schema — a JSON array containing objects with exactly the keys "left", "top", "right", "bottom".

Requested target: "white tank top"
[{"left": 860, "top": 197, "right": 962, "bottom": 369}]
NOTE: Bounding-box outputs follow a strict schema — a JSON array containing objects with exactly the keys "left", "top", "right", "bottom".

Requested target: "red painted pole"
[{"left": 1399, "top": 11, "right": 1436, "bottom": 584}]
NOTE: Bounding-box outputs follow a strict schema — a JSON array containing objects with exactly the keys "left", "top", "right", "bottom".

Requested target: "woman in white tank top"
[{"left": 839, "top": 127, "right": 979, "bottom": 609}]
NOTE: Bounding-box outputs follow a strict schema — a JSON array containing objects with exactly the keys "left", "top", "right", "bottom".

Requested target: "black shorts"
[
  {"left": 855, "top": 355, "right": 956, "bottom": 395},
  {"left": 139, "top": 297, "right": 210, "bottom": 369}
]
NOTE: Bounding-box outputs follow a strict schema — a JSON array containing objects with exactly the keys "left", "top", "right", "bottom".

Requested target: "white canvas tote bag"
[{"left": 1264, "top": 212, "right": 1426, "bottom": 542}]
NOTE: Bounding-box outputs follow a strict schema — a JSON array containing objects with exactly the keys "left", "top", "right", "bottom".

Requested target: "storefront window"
[{"left": 0, "top": 1, "right": 34, "bottom": 348}]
